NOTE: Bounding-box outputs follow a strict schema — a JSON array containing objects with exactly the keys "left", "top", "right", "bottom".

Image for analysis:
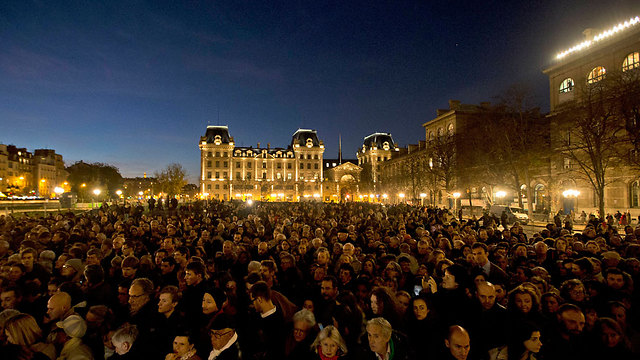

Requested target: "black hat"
[{"left": 209, "top": 313, "right": 236, "bottom": 330}]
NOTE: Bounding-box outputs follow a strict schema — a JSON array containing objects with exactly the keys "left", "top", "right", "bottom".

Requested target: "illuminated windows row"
[{"left": 559, "top": 51, "right": 640, "bottom": 93}]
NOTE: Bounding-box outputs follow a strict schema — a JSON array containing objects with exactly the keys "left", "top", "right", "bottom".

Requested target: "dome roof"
[
  {"left": 291, "top": 129, "right": 320, "bottom": 148},
  {"left": 204, "top": 126, "right": 231, "bottom": 144},
  {"left": 363, "top": 132, "right": 395, "bottom": 150}
]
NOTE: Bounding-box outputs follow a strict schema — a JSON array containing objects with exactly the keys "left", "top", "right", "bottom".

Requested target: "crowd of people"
[{"left": 0, "top": 200, "right": 638, "bottom": 360}]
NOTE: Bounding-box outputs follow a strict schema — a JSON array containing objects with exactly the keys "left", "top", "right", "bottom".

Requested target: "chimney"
[
  {"left": 449, "top": 100, "right": 461, "bottom": 110},
  {"left": 267, "top": 143, "right": 270, "bottom": 149},
  {"left": 257, "top": 142, "right": 260, "bottom": 148}
]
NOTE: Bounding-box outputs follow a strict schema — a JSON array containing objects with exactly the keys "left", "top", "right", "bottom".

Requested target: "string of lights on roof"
[{"left": 556, "top": 16, "right": 640, "bottom": 59}]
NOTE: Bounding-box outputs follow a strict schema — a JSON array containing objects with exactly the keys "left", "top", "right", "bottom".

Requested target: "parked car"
[{"left": 489, "top": 205, "right": 529, "bottom": 224}]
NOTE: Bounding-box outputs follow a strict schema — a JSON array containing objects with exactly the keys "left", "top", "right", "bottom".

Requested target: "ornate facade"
[
  {"left": 199, "top": 126, "right": 324, "bottom": 201},
  {"left": 543, "top": 16, "right": 640, "bottom": 214}
]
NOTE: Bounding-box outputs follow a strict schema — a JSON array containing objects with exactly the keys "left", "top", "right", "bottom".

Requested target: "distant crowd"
[{"left": 0, "top": 200, "right": 638, "bottom": 360}]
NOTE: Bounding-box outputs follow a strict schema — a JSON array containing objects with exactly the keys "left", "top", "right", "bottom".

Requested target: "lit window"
[
  {"left": 622, "top": 52, "right": 640, "bottom": 72},
  {"left": 559, "top": 78, "right": 574, "bottom": 93},
  {"left": 587, "top": 66, "right": 606, "bottom": 84},
  {"left": 447, "top": 123, "right": 454, "bottom": 135}
]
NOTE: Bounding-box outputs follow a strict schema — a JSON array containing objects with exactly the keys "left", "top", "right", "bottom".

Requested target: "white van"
[{"left": 489, "top": 205, "right": 529, "bottom": 224}]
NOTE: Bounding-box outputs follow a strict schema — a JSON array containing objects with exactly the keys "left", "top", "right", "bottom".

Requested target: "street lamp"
[
  {"left": 54, "top": 187, "right": 64, "bottom": 209},
  {"left": 452, "top": 192, "right": 461, "bottom": 212},
  {"left": 420, "top": 193, "right": 427, "bottom": 206},
  {"left": 399, "top": 193, "right": 405, "bottom": 204},
  {"left": 562, "top": 189, "right": 580, "bottom": 215},
  {"left": 116, "top": 190, "right": 123, "bottom": 205},
  {"left": 496, "top": 190, "right": 506, "bottom": 205}
]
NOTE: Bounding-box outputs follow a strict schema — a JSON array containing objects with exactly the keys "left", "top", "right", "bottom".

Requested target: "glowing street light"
[
  {"left": 138, "top": 191, "right": 144, "bottom": 196},
  {"left": 495, "top": 191, "right": 506, "bottom": 198},
  {"left": 562, "top": 189, "right": 580, "bottom": 198},
  {"left": 116, "top": 190, "right": 123, "bottom": 197}
]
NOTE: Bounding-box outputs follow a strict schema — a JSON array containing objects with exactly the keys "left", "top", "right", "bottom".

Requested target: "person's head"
[
  {"left": 249, "top": 281, "right": 272, "bottom": 314},
  {"left": 209, "top": 313, "right": 236, "bottom": 351},
  {"left": 47, "top": 291, "right": 71, "bottom": 322},
  {"left": 445, "top": 325, "right": 471, "bottom": 360},
  {"left": 129, "top": 278, "right": 154, "bottom": 314},
  {"left": 20, "top": 248, "right": 37, "bottom": 270},
  {"left": 443, "top": 264, "right": 468, "bottom": 290},
  {"left": 292, "top": 309, "right": 316, "bottom": 343},
  {"left": 158, "top": 285, "right": 180, "bottom": 316},
  {"left": 395, "top": 291, "right": 411, "bottom": 314},
  {"left": 597, "top": 317, "right": 625, "bottom": 348},
  {"left": 202, "top": 288, "right": 226, "bottom": 315},
  {"left": 471, "top": 243, "right": 489, "bottom": 266},
  {"left": 411, "top": 294, "right": 431, "bottom": 321},
  {"left": 260, "top": 260, "right": 277, "bottom": 280},
  {"left": 509, "top": 322, "right": 542, "bottom": 359},
  {"left": 172, "top": 334, "right": 196, "bottom": 357},
  {"left": 476, "top": 281, "right": 497, "bottom": 311},
  {"left": 4, "top": 313, "right": 42, "bottom": 346},
  {"left": 541, "top": 292, "right": 562, "bottom": 315},
  {"left": 111, "top": 325, "right": 139, "bottom": 355},
  {"left": 83, "top": 264, "right": 104, "bottom": 286},
  {"left": 558, "top": 304, "right": 586, "bottom": 338},
  {"left": 370, "top": 286, "right": 398, "bottom": 317},
  {"left": 0, "top": 287, "right": 21, "bottom": 310},
  {"left": 508, "top": 286, "right": 540, "bottom": 315},
  {"left": 120, "top": 256, "right": 139, "bottom": 279},
  {"left": 312, "top": 325, "right": 347, "bottom": 357},
  {"left": 366, "top": 318, "right": 392, "bottom": 357},
  {"left": 560, "top": 279, "right": 586, "bottom": 304},
  {"left": 160, "top": 256, "right": 177, "bottom": 275},
  {"left": 604, "top": 268, "right": 626, "bottom": 290},
  {"left": 321, "top": 276, "right": 339, "bottom": 301},
  {"left": 184, "top": 262, "right": 205, "bottom": 286}
]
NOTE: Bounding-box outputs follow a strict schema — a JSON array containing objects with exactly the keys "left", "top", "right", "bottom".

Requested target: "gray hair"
[
  {"left": 311, "top": 325, "right": 347, "bottom": 355},
  {"left": 366, "top": 317, "right": 392, "bottom": 340},
  {"left": 131, "top": 278, "right": 154, "bottom": 297},
  {"left": 292, "top": 309, "right": 316, "bottom": 327},
  {"left": 247, "top": 261, "right": 261, "bottom": 274},
  {"left": 111, "top": 324, "right": 139, "bottom": 345}
]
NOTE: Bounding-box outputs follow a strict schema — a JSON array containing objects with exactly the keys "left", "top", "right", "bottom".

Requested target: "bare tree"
[
  {"left": 557, "top": 77, "right": 623, "bottom": 217},
  {"left": 469, "top": 87, "right": 550, "bottom": 214},
  {"left": 154, "top": 163, "right": 188, "bottom": 197}
]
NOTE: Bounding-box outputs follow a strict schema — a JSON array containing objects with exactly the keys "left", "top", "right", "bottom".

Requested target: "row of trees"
[
  {"left": 381, "top": 69, "right": 640, "bottom": 216},
  {"left": 66, "top": 161, "right": 188, "bottom": 199}
]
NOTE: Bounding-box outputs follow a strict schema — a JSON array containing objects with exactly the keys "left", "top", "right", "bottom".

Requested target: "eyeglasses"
[
  {"left": 210, "top": 330, "right": 233, "bottom": 338},
  {"left": 129, "top": 294, "right": 146, "bottom": 299}
]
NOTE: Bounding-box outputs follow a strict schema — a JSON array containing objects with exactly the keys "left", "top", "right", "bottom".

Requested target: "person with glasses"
[{"left": 208, "top": 314, "right": 240, "bottom": 360}]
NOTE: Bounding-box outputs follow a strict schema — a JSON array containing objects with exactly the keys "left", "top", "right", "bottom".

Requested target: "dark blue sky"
[{"left": 2, "top": 0, "right": 639, "bottom": 182}]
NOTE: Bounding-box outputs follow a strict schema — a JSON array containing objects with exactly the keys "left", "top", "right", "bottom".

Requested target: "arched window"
[
  {"left": 429, "top": 132, "right": 435, "bottom": 141},
  {"left": 437, "top": 127, "right": 444, "bottom": 137},
  {"left": 587, "top": 66, "right": 606, "bottom": 84},
  {"left": 559, "top": 78, "right": 574, "bottom": 93},
  {"left": 622, "top": 52, "right": 640, "bottom": 72},
  {"left": 447, "top": 123, "right": 454, "bottom": 135}
]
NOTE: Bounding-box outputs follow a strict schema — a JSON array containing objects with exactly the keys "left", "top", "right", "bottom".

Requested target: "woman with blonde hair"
[
  {"left": 4, "top": 313, "right": 56, "bottom": 360},
  {"left": 310, "top": 325, "right": 347, "bottom": 360}
]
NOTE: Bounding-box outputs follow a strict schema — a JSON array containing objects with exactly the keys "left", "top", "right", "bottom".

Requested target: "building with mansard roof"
[{"left": 198, "top": 126, "right": 325, "bottom": 201}]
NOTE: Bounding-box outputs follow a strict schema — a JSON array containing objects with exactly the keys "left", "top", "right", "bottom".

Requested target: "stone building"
[
  {"left": 543, "top": 16, "right": 640, "bottom": 214},
  {"left": 356, "top": 133, "right": 399, "bottom": 193},
  {"left": 0, "top": 145, "right": 68, "bottom": 197},
  {"left": 199, "top": 126, "right": 324, "bottom": 201}
]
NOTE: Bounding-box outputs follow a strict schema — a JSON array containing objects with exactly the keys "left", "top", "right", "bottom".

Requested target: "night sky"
[{"left": 2, "top": 1, "right": 640, "bottom": 183}]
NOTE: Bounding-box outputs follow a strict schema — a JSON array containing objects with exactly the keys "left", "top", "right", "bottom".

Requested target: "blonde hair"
[
  {"left": 311, "top": 325, "right": 347, "bottom": 355},
  {"left": 5, "top": 313, "right": 43, "bottom": 346}
]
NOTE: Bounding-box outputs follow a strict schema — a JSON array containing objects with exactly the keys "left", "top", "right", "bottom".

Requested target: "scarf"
[{"left": 318, "top": 346, "right": 339, "bottom": 360}]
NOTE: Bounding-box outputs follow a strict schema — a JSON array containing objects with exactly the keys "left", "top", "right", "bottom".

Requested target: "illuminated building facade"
[
  {"left": 0, "top": 144, "right": 68, "bottom": 197},
  {"left": 199, "top": 126, "right": 325, "bottom": 201},
  {"left": 356, "top": 133, "right": 399, "bottom": 191},
  {"left": 543, "top": 16, "right": 640, "bottom": 213}
]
